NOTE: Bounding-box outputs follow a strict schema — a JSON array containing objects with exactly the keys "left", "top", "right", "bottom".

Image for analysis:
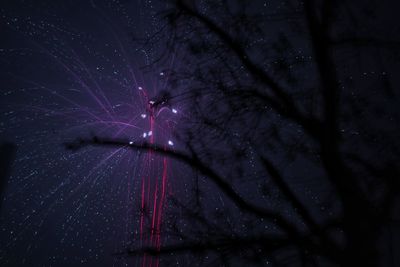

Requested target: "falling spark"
[{"left": 0, "top": 4, "right": 182, "bottom": 266}]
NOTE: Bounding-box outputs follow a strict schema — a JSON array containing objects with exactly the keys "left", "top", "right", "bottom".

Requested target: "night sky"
[{"left": 1, "top": 0, "right": 400, "bottom": 266}]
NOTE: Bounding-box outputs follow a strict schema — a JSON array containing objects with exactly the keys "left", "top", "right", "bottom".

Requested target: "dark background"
[{"left": 1, "top": 0, "right": 400, "bottom": 266}]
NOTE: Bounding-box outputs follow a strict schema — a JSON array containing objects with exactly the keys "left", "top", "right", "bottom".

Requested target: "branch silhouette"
[{"left": 65, "top": 0, "right": 400, "bottom": 265}]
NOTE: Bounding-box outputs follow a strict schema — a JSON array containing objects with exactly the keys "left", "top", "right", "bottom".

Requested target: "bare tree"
[{"left": 67, "top": 0, "right": 400, "bottom": 266}]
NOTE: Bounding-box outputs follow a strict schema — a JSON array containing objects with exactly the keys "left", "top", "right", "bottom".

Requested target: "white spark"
[
  {"left": 168, "top": 140, "right": 174, "bottom": 146},
  {"left": 143, "top": 132, "right": 147, "bottom": 138},
  {"left": 148, "top": 131, "right": 152, "bottom": 136},
  {"left": 172, "top": 108, "right": 177, "bottom": 114},
  {"left": 160, "top": 72, "right": 164, "bottom": 76},
  {"left": 149, "top": 100, "right": 155, "bottom": 105},
  {"left": 138, "top": 86, "right": 143, "bottom": 90},
  {"left": 129, "top": 141, "right": 133, "bottom": 145},
  {"left": 141, "top": 113, "right": 146, "bottom": 118}
]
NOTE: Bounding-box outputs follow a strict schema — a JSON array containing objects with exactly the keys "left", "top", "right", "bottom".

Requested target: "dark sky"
[{"left": 1, "top": 0, "right": 400, "bottom": 266}]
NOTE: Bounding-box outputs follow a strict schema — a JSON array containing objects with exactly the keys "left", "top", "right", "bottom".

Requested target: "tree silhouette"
[
  {"left": 67, "top": 0, "right": 400, "bottom": 266},
  {"left": 0, "top": 142, "right": 16, "bottom": 213}
]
